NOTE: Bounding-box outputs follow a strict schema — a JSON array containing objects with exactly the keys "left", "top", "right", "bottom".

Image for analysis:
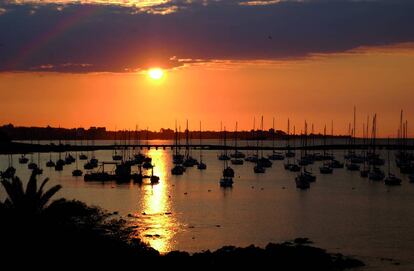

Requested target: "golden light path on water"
[{"left": 132, "top": 149, "right": 180, "bottom": 253}]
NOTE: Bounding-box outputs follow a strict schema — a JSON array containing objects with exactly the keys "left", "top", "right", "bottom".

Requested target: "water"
[{"left": 1, "top": 140, "right": 414, "bottom": 270}]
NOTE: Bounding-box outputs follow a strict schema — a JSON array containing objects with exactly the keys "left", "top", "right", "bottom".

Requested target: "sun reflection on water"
[{"left": 132, "top": 149, "right": 180, "bottom": 253}]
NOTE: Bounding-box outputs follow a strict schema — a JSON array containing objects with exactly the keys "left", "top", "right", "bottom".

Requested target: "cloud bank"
[{"left": 0, "top": 0, "right": 413, "bottom": 72}]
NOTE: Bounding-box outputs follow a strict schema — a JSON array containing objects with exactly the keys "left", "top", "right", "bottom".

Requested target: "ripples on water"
[{"left": 1, "top": 140, "right": 414, "bottom": 270}]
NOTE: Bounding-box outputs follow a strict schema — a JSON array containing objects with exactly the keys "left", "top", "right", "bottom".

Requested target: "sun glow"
[{"left": 148, "top": 68, "right": 164, "bottom": 80}]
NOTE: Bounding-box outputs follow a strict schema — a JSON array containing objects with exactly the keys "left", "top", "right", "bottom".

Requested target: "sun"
[{"left": 148, "top": 68, "right": 164, "bottom": 80}]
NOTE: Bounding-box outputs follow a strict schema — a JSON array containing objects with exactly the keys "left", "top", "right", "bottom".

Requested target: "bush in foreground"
[{"left": 0, "top": 173, "right": 363, "bottom": 269}]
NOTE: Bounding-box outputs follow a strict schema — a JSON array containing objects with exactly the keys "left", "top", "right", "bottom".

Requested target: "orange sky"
[{"left": 1, "top": 43, "right": 413, "bottom": 137}]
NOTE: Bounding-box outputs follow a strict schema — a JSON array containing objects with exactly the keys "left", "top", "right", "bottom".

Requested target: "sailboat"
[
  {"left": 285, "top": 118, "right": 296, "bottom": 158},
  {"left": 183, "top": 121, "right": 198, "bottom": 167},
  {"left": 285, "top": 125, "right": 300, "bottom": 171},
  {"left": 254, "top": 117, "right": 266, "bottom": 173},
  {"left": 63, "top": 132, "right": 75, "bottom": 165},
  {"left": 72, "top": 132, "right": 83, "bottom": 177},
  {"left": 46, "top": 158, "right": 55, "bottom": 167},
  {"left": 28, "top": 140, "right": 38, "bottom": 170},
  {"left": 222, "top": 128, "right": 235, "bottom": 177},
  {"left": 65, "top": 151, "right": 75, "bottom": 164},
  {"left": 112, "top": 129, "right": 122, "bottom": 161},
  {"left": 295, "top": 173, "right": 311, "bottom": 189},
  {"left": 197, "top": 121, "right": 207, "bottom": 170},
  {"left": 55, "top": 151, "right": 65, "bottom": 171},
  {"left": 54, "top": 134, "right": 65, "bottom": 171},
  {"left": 327, "top": 120, "right": 344, "bottom": 169},
  {"left": 231, "top": 122, "right": 244, "bottom": 165},
  {"left": 360, "top": 117, "right": 370, "bottom": 177},
  {"left": 142, "top": 129, "right": 154, "bottom": 169},
  {"left": 346, "top": 107, "right": 361, "bottom": 171},
  {"left": 320, "top": 125, "right": 333, "bottom": 174},
  {"left": 220, "top": 130, "right": 234, "bottom": 187},
  {"left": 220, "top": 173, "right": 234, "bottom": 187},
  {"left": 83, "top": 133, "right": 98, "bottom": 170},
  {"left": 46, "top": 137, "right": 56, "bottom": 167},
  {"left": 134, "top": 126, "right": 146, "bottom": 164},
  {"left": 65, "top": 153, "right": 75, "bottom": 165},
  {"left": 295, "top": 121, "right": 316, "bottom": 186},
  {"left": 172, "top": 122, "right": 185, "bottom": 175},
  {"left": 396, "top": 111, "right": 413, "bottom": 174},
  {"left": 27, "top": 157, "right": 38, "bottom": 169},
  {"left": 150, "top": 166, "right": 160, "bottom": 184},
  {"left": 310, "top": 123, "right": 324, "bottom": 161},
  {"left": 218, "top": 122, "right": 230, "bottom": 161},
  {"left": 245, "top": 117, "right": 258, "bottom": 163},
  {"left": 368, "top": 114, "right": 385, "bottom": 181},
  {"left": 19, "top": 154, "right": 29, "bottom": 164},
  {"left": 257, "top": 116, "right": 272, "bottom": 168},
  {"left": 297, "top": 131, "right": 310, "bottom": 166},
  {"left": 2, "top": 154, "right": 16, "bottom": 179},
  {"left": 295, "top": 124, "right": 310, "bottom": 190},
  {"left": 32, "top": 140, "right": 43, "bottom": 175},
  {"left": 268, "top": 117, "right": 285, "bottom": 160},
  {"left": 90, "top": 132, "right": 99, "bottom": 168},
  {"left": 384, "top": 138, "right": 402, "bottom": 186},
  {"left": 72, "top": 163, "right": 83, "bottom": 176},
  {"left": 79, "top": 134, "right": 88, "bottom": 160}
]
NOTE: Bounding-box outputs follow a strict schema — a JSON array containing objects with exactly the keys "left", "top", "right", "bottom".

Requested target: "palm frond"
[
  {"left": 39, "top": 185, "right": 62, "bottom": 209},
  {"left": 26, "top": 172, "right": 38, "bottom": 198},
  {"left": 37, "top": 177, "right": 50, "bottom": 198},
  {"left": 11, "top": 177, "right": 25, "bottom": 202},
  {"left": 1, "top": 177, "right": 24, "bottom": 205}
]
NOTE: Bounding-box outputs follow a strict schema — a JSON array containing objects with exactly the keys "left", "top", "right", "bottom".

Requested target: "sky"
[{"left": 0, "top": 0, "right": 413, "bottom": 137}]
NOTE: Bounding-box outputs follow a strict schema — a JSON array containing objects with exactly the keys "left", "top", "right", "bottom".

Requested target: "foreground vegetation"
[{"left": 0, "top": 173, "right": 364, "bottom": 269}]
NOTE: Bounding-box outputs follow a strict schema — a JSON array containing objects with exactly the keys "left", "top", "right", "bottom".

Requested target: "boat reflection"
[{"left": 132, "top": 149, "right": 180, "bottom": 253}]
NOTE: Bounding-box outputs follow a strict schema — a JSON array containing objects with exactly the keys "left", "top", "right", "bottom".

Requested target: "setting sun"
[{"left": 148, "top": 68, "right": 164, "bottom": 80}]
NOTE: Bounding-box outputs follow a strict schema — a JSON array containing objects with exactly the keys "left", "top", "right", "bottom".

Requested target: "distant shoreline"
[
  {"left": 0, "top": 123, "right": 352, "bottom": 141},
  {"left": 0, "top": 141, "right": 411, "bottom": 155}
]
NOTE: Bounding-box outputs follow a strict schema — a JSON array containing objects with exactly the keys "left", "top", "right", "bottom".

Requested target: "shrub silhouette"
[
  {"left": 0, "top": 174, "right": 363, "bottom": 269},
  {"left": 1, "top": 172, "right": 61, "bottom": 216}
]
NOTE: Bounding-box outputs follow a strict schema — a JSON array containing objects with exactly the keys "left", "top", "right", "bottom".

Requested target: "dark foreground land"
[{"left": 0, "top": 173, "right": 364, "bottom": 269}]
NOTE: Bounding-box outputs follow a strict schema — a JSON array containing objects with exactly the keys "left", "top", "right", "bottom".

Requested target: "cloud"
[
  {"left": 239, "top": 0, "right": 288, "bottom": 6},
  {"left": 0, "top": 0, "right": 413, "bottom": 72}
]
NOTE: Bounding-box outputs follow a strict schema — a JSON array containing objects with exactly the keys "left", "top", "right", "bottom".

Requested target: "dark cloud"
[{"left": 0, "top": 0, "right": 413, "bottom": 72}]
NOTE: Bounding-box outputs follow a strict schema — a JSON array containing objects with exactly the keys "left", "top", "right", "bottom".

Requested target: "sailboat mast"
[
  {"left": 311, "top": 123, "right": 314, "bottom": 155},
  {"left": 353, "top": 106, "right": 357, "bottom": 145},
  {"left": 293, "top": 125, "right": 296, "bottom": 150},
  {"left": 323, "top": 124, "right": 327, "bottom": 157},
  {"left": 256, "top": 118, "right": 259, "bottom": 158},
  {"left": 174, "top": 121, "right": 178, "bottom": 156},
  {"left": 387, "top": 137, "right": 391, "bottom": 175},
  {"left": 302, "top": 121, "right": 307, "bottom": 172},
  {"left": 224, "top": 127, "right": 227, "bottom": 168},
  {"left": 235, "top": 122, "right": 238, "bottom": 155},
  {"left": 199, "top": 121, "right": 202, "bottom": 162},
  {"left": 400, "top": 110, "right": 403, "bottom": 149},
  {"left": 260, "top": 116, "right": 264, "bottom": 158},
  {"left": 287, "top": 118, "right": 290, "bottom": 147},
  {"left": 372, "top": 114, "right": 377, "bottom": 158},
  {"left": 185, "top": 120, "right": 189, "bottom": 158},
  {"left": 272, "top": 117, "right": 275, "bottom": 152}
]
